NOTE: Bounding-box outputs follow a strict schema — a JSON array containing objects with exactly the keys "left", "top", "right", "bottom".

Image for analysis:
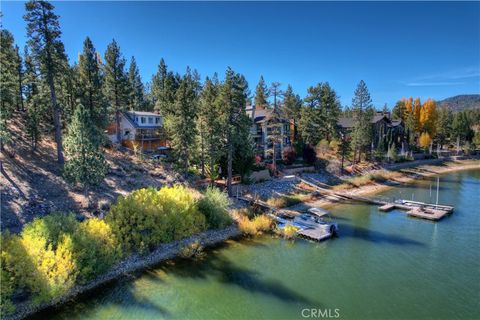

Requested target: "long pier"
[{"left": 299, "top": 178, "right": 454, "bottom": 221}]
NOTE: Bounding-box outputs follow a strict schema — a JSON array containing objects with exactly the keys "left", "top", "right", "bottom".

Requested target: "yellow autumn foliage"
[{"left": 419, "top": 132, "right": 432, "bottom": 149}]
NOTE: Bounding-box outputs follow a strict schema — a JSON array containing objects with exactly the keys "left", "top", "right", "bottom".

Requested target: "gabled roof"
[
  {"left": 338, "top": 114, "right": 392, "bottom": 128},
  {"left": 122, "top": 111, "right": 162, "bottom": 129}
]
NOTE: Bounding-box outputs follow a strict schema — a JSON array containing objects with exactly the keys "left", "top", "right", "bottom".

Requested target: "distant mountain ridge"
[{"left": 437, "top": 94, "right": 480, "bottom": 112}]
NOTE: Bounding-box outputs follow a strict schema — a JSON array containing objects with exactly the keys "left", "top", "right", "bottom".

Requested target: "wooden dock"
[
  {"left": 406, "top": 207, "right": 450, "bottom": 221},
  {"left": 298, "top": 177, "right": 455, "bottom": 222},
  {"left": 296, "top": 224, "right": 334, "bottom": 241},
  {"left": 379, "top": 203, "right": 395, "bottom": 211}
]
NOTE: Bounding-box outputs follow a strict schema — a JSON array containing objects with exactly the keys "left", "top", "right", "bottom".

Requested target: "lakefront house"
[
  {"left": 246, "top": 104, "right": 293, "bottom": 159},
  {"left": 337, "top": 111, "right": 405, "bottom": 149},
  {"left": 107, "top": 111, "right": 167, "bottom": 151}
]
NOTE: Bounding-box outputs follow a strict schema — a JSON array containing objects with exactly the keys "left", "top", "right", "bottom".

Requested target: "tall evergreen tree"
[
  {"left": 78, "top": 37, "right": 107, "bottom": 130},
  {"left": 14, "top": 46, "right": 24, "bottom": 111},
  {"left": 64, "top": 103, "right": 108, "bottom": 188},
  {"left": 298, "top": 82, "right": 341, "bottom": 146},
  {"left": 282, "top": 84, "right": 302, "bottom": 143},
  {"left": 104, "top": 39, "right": 129, "bottom": 142},
  {"left": 128, "top": 56, "right": 146, "bottom": 111},
  {"left": 24, "top": 47, "right": 45, "bottom": 150},
  {"left": 254, "top": 75, "right": 268, "bottom": 109},
  {"left": 218, "top": 68, "right": 250, "bottom": 196},
  {"left": 435, "top": 107, "right": 453, "bottom": 149},
  {"left": 24, "top": 0, "right": 68, "bottom": 165},
  {"left": 166, "top": 68, "right": 199, "bottom": 173},
  {"left": 151, "top": 58, "right": 178, "bottom": 116},
  {"left": 0, "top": 29, "right": 18, "bottom": 150},
  {"left": 350, "top": 80, "right": 374, "bottom": 163},
  {"left": 197, "top": 74, "right": 222, "bottom": 178}
]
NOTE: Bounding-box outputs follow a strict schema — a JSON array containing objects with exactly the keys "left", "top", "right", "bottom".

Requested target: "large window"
[
  {"left": 148, "top": 117, "right": 154, "bottom": 124},
  {"left": 141, "top": 117, "right": 146, "bottom": 124},
  {"left": 155, "top": 117, "right": 160, "bottom": 124}
]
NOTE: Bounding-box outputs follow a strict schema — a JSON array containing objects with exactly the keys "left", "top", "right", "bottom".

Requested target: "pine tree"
[
  {"left": 217, "top": 67, "right": 250, "bottom": 196},
  {"left": 128, "top": 56, "right": 146, "bottom": 110},
  {"left": 151, "top": 58, "right": 178, "bottom": 116},
  {"left": 165, "top": 68, "right": 199, "bottom": 173},
  {"left": 299, "top": 82, "right": 341, "bottom": 146},
  {"left": 104, "top": 39, "right": 129, "bottom": 142},
  {"left": 24, "top": 47, "right": 45, "bottom": 150},
  {"left": 254, "top": 75, "right": 268, "bottom": 109},
  {"left": 24, "top": 0, "right": 68, "bottom": 165},
  {"left": 78, "top": 37, "right": 107, "bottom": 130},
  {"left": 64, "top": 103, "right": 108, "bottom": 188},
  {"left": 0, "top": 29, "right": 18, "bottom": 150},
  {"left": 197, "top": 74, "right": 222, "bottom": 178},
  {"left": 435, "top": 107, "right": 452, "bottom": 149},
  {"left": 14, "top": 46, "right": 24, "bottom": 111},
  {"left": 282, "top": 84, "right": 302, "bottom": 144},
  {"left": 350, "top": 80, "right": 374, "bottom": 163},
  {"left": 392, "top": 100, "right": 406, "bottom": 120}
]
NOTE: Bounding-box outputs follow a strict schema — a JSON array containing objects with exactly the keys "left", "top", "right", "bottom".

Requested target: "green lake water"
[{"left": 39, "top": 170, "right": 480, "bottom": 320}]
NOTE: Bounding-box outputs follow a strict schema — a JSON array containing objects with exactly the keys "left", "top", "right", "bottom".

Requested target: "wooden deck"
[
  {"left": 297, "top": 224, "right": 334, "bottom": 241},
  {"left": 406, "top": 207, "right": 450, "bottom": 221},
  {"left": 298, "top": 177, "right": 455, "bottom": 222},
  {"left": 379, "top": 203, "right": 395, "bottom": 211}
]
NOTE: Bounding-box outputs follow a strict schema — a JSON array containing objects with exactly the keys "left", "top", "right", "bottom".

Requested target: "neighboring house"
[
  {"left": 107, "top": 111, "right": 167, "bottom": 151},
  {"left": 338, "top": 112, "right": 405, "bottom": 149},
  {"left": 246, "top": 104, "right": 292, "bottom": 159}
]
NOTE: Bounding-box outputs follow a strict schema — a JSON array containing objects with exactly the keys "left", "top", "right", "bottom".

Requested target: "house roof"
[
  {"left": 338, "top": 114, "right": 392, "bottom": 128},
  {"left": 122, "top": 111, "right": 162, "bottom": 129}
]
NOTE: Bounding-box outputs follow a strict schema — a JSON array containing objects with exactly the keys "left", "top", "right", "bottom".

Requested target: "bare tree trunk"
[
  {"left": 227, "top": 135, "right": 233, "bottom": 197},
  {"left": 48, "top": 70, "right": 64, "bottom": 166},
  {"left": 115, "top": 109, "right": 121, "bottom": 143}
]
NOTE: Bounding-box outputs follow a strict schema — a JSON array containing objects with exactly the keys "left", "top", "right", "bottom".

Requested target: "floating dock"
[
  {"left": 298, "top": 177, "right": 455, "bottom": 222},
  {"left": 296, "top": 223, "right": 335, "bottom": 241}
]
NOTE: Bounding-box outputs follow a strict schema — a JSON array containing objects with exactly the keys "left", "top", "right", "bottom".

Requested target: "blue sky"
[{"left": 2, "top": 1, "right": 479, "bottom": 108}]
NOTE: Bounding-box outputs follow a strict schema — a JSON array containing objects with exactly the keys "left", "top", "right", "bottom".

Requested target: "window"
[
  {"left": 141, "top": 117, "right": 146, "bottom": 124},
  {"left": 155, "top": 117, "right": 160, "bottom": 124},
  {"left": 148, "top": 117, "right": 154, "bottom": 124},
  {"left": 135, "top": 117, "right": 138, "bottom": 122},
  {"left": 124, "top": 130, "right": 130, "bottom": 137}
]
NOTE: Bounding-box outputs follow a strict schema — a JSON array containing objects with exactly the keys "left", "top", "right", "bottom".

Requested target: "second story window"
[
  {"left": 141, "top": 117, "right": 146, "bottom": 124},
  {"left": 148, "top": 117, "right": 154, "bottom": 124},
  {"left": 155, "top": 117, "right": 160, "bottom": 124}
]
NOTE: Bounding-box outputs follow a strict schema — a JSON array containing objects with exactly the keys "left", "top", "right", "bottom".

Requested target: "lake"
[{"left": 39, "top": 169, "right": 480, "bottom": 320}]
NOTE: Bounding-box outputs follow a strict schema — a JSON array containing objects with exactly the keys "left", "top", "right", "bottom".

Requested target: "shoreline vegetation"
[{"left": 2, "top": 158, "right": 479, "bottom": 320}]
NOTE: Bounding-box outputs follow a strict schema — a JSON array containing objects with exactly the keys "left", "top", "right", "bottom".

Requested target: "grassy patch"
[
  {"left": 266, "top": 194, "right": 314, "bottom": 208},
  {"left": 237, "top": 215, "right": 274, "bottom": 236}
]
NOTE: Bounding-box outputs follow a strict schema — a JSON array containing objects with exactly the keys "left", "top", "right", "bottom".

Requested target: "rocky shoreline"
[
  {"left": 5, "top": 158, "right": 480, "bottom": 320},
  {"left": 3, "top": 225, "right": 241, "bottom": 320}
]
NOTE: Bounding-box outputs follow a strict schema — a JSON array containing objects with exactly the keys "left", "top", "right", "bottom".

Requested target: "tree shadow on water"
[
  {"left": 340, "top": 225, "right": 425, "bottom": 247},
  {"left": 31, "top": 276, "right": 171, "bottom": 320},
  {"left": 159, "top": 252, "right": 321, "bottom": 308}
]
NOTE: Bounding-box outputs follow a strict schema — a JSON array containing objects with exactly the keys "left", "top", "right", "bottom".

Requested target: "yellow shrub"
[
  {"left": 73, "top": 218, "right": 120, "bottom": 282},
  {"left": 107, "top": 186, "right": 206, "bottom": 253},
  {"left": 282, "top": 224, "right": 299, "bottom": 239},
  {"left": 253, "top": 215, "right": 273, "bottom": 232},
  {"left": 238, "top": 215, "right": 274, "bottom": 236}
]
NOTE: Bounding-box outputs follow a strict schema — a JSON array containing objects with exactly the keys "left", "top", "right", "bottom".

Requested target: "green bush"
[
  {"left": 197, "top": 187, "right": 232, "bottom": 229},
  {"left": 107, "top": 186, "right": 206, "bottom": 253},
  {"left": 73, "top": 218, "right": 121, "bottom": 282}
]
